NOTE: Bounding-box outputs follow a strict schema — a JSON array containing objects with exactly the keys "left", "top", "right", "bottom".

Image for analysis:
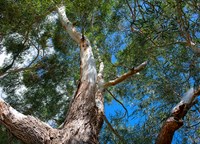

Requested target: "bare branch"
[
  {"left": 103, "top": 61, "right": 147, "bottom": 88},
  {"left": 106, "top": 89, "right": 128, "bottom": 119}
]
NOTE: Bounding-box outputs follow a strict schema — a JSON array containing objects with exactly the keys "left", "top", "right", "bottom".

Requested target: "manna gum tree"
[
  {"left": 0, "top": 5, "right": 147, "bottom": 144},
  {"left": 0, "top": 4, "right": 199, "bottom": 144}
]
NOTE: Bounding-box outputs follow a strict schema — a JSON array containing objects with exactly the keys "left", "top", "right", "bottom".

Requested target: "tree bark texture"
[
  {"left": 0, "top": 5, "right": 104, "bottom": 144},
  {"left": 0, "top": 82, "right": 103, "bottom": 144}
]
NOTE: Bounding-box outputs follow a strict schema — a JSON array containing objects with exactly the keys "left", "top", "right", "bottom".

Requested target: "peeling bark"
[
  {"left": 156, "top": 87, "right": 200, "bottom": 144},
  {"left": 79, "top": 38, "right": 97, "bottom": 83}
]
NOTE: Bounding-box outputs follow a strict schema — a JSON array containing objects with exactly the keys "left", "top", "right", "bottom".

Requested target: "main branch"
[
  {"left": 156, "top": 87, "right": 200, "bottom": 144},
  {"left": 57, "top": 6, "right": 97, "bottom": 83},
  {"left": 0, "top": 98, "right": 54, "bottom": 144},
  {"left": 57, "top": 6, "right": 81, "bottom": 44},
  {"left": 57, "top": 5, "right": 103, "bottom": 143}
]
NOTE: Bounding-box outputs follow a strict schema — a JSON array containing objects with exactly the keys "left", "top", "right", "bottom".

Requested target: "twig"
[
  {"left": 102, "top": 114, "right": 125, "bottom": 144},
  {"left": 186, "top": 121, "right": 200, "bottom": 128},
  {"left": 124, "top": 0, "right": 136, "bottom": 22}
]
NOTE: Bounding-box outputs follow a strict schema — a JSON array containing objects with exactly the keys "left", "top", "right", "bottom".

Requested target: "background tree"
[{"left": 0, "top": 0, "right": 199, "bottom": 143}]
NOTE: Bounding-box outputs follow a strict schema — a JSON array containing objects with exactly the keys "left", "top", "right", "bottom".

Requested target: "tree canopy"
[{"left": 0, "top": 0, "right": 199, "bottom": 143}]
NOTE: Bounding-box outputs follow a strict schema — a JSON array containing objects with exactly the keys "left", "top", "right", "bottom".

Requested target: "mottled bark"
[
  {"left": 60, "top": 81, "right": 103, "bottom": 144},
  {"left": 0, "top": 99, "right": 52, "bottom": 144},
  {"left": 0, "top": 81, "right": 103, "bottom": 144}
]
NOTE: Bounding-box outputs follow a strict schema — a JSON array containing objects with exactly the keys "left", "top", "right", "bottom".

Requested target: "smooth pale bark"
[
  {"left": 57, "top": 6, "right": 82, "bottom": 44},
  {"left": 103, "top": 61, "right": 147, "bottom": 88},
  {"left": 156, "top": 87, "right": 200, "bottom": 144}
]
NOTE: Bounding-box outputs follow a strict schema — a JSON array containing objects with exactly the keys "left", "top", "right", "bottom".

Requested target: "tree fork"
[
  {"left": 0, "top": 5, "right": 104, "bottom": 144},
  {"left": 0, "top": 4, "right": 150, "bottom": 144}
]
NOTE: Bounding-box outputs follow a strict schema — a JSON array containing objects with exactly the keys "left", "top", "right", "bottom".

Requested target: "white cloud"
[
  {"left": 0, "top": 87, "right": 7, "bottom": 99},
  {"left": 0, "top": 47, "right": 11, "bottom": 67}
]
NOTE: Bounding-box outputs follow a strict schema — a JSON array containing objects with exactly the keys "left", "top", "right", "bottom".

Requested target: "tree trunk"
[
  {"left": 0, "top": 5, "right": 104, "bottom": 144},
  {"left": 0, "top": 81, "right": 103, "bottom": 144},
  {"left": 0, "top": 4, "right": 148, "bottom": 144},
  {"left": 60, "top": 82, "right": 103, "bottom": 144}
]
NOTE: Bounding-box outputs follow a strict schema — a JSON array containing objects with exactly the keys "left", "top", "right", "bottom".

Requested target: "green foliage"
[{"left": 0, "top": 0, "right": 199, "bottom": 143}]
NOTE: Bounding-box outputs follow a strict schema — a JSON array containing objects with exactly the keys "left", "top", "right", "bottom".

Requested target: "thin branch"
[
  {"left": 194, "top": 104, "right": 200, "bottom": 113},
  {"left": 194, "top": 87, "right": 200, "bottom": 97},
  {"left": 106, "top": 89, "right": 128, "bottom": 119},
  {"left": 186, "top": 120, "right": 200, "bottom": 128},
  {"left": 136, "top": 0, "right": 145, "bottom": 21},
  {"left": 102, "top": 114, "right": 125, "bottom": 144},
  {"left": 0, "top": 64, "right": 44, "bottom": 79},
  {"left": 103, "top": 61, "right": 147, "bottom": 88},
  {"left": 124, "top": 0, "right": 136, "bottom": 22},
  {"left": 147, "top": 41, "right": 187, "bottom": 51},
  {"left": 28, "top": 40, "right": 40, "bottom": 67},
  {"left": 125, "top": 0, "right": 156, "bottom": 48},
  {"left": 175, "top": 0, "right": 200, "bottom": 55}
]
